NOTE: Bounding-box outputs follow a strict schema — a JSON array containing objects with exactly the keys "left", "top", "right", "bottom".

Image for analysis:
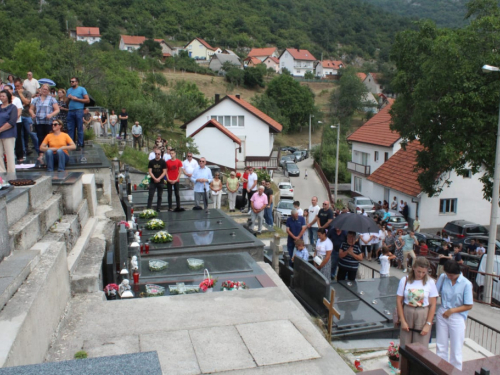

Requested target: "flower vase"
[{"left": 389, "top": 357, "right": 399, "bottom": 369}]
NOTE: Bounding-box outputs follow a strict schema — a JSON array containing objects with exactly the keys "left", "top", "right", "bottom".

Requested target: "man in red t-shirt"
[
  {"left": 166, "top": 149, "right": 184, "bottom": 211},
  {"left": 240, "top": 167, "right": 249, "bottom": 212}
]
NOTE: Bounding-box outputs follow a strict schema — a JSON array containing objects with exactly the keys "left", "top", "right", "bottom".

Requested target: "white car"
[{"left": 279, "top": 182, "right": 294, "bottom": 199}]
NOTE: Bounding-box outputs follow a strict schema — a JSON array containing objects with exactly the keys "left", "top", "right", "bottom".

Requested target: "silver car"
[
  {"left": 275, "top": 200, "right": 295, "bottom": 223},
  {"left": 347, "top": 196, "right": 376, "bottom": 214}
]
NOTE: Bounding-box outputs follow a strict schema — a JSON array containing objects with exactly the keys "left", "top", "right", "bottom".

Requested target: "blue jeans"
[
  {"left": 110, "top": 124, "right": 117, "bottom": 138},
  {"left": 264, "top": 203, "right": 274, "bottom": 226},
  {"left": 67, "top": 109, "right": 84, "bottom": 146},
  {"left": 331, "top": 251, "right": 339, "bottom": 278},
  {"left": 21, "top": 117, "right": 39, "bottom": 154},
  {"left": 309, "top": 227, "right": 318, "bottom": 247},
  {"left": 45, "top": 149, "right": 69, "bottom": 171}
]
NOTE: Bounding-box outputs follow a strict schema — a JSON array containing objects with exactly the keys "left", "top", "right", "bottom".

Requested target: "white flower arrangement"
[
  {"left": 187, "top": 258, "right": 204, "bottom": 271},
  {"left": 146, "top": 284, "right": 165, "bottom": 297},
  {"left": 150, "top": 230, "right": 173, "bottom": 243},
  {"left": 146, "top": 219, "right": 165, "bottom": 230},
  {"left": 149, "top": 260, "right": 169, "bottom": 272},
  {"left": 139, "top": 209, "right": 158, "bottom": 219}
]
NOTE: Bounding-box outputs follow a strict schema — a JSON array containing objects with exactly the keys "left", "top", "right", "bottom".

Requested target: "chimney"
[
  {"left": 215, "top": 94, "right": 220, "bottom": 104},
  {"left": 236, "top": 94, "right": 241, "bottom": 99}
]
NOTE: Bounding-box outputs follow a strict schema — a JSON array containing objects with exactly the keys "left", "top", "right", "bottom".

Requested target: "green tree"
[
  {"left": 225, "top": 68, "right": 244, "bottom": 87},
  {"left": 138, "top": 40, "right": 162, "bottom": 59},
  {"left": 390, "top": 0, "right": 500, "bottom": 198},
  {"left": 1, "top": 40, "right": 50, "bottom": 77},
  {"left": 304, "top": 71, "right": 314, "bottom": 79},
  {"left": 243, "top": 67, "right": 265, "bottom": 88}
]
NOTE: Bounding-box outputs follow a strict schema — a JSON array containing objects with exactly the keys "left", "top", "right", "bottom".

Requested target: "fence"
[
  {"left": 465, "top": 316, "right": 500, "bottom": 355},
  {"left": 313, "top": 161, "right": 335, "bottom": 205},
  {"left": 357, "top": 262, "right": 381, "bottom": 279}
]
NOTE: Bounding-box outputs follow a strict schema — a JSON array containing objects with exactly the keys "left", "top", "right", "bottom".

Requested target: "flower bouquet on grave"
[
  {"left": 149, "top": 260, "right": 169, "bottom": 272},
  {"left": 150, "top": 230, "right": 172, "bottom": 243},
  {"left": 199, "top": 269, "right": 217, "bottom": 293},
  {"left": 169, "top": 282, "right": 200, "bottom": 295},
  {"left": 221, "top": 280, "right": 247, "bottom": 291},
  {"left": 187, "top": 258, "right": 204, "bottom": 271},
  {"left": 104, "top": 283, "right": 119, "bottom": 299},
  {"left": 139, "top": 174, "right": 151, "bottom": 189},
  {"left": 146, "top": 284, "right": 165, "bottom": 297},
  {"left": 139, "top": 209, "right": 158, "bottom": 219},
  {"left": 387, "top": 342, "right": 400, "bottom": 369},
  {"left": 118, "top": 220, "right": 130, "bottom": 229},
  {"left": 146, "top": 219, "right": 165, "bottom": 230}
]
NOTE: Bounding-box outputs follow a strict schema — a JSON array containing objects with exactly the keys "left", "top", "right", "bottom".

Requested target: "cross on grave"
[{"left": 323, "top": 289, "right": 341, "bottom": 336}]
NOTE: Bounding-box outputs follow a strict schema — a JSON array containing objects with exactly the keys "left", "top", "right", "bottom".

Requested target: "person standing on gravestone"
[
  {"left": 249, "top": 185, "right": 268, "bottom": 234},
  {"left": 435, "top": 260, "right": 473, "bottom": 371},
  {"left": 147, "top": 149, "right": 167, "bottom": 212},
  {"left": 118, "top": 108, "right": 128, "bottom": 140},
  {"left": 166, "top": 149, "right": 183, "bottom": 212},
  {"left": 396, "top": 257, "right": 438, "bottom": 355},
  {"left": 191, "top": 157, "right": 212, "bottom": 210},
  {"left": 66, "top": 77, "right": 89, "bottom": 148},
  {"left": 286, "top": 209, "right": 306, "bottom": 261},
  {"left": 338, "top": 231, "right": 363, "bottom": 281}
]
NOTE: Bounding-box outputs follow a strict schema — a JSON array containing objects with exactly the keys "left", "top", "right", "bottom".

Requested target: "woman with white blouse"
[{"left": 315, "top": 228, "right": 333, "bottom": 279}]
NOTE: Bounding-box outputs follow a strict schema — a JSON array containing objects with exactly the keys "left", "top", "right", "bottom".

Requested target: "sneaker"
[{"left": 403, "top": 269, "right": 408, "bottom": 273}]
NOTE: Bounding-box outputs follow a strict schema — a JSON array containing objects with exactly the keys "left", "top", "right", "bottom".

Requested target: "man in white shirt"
[
  {"left": 293, "top": 201, "right": 303, "bottom": 216},
  {"left": 391, "top": 196, "right": 398, "bottom": 211},
  {"left": 307, "top": 196, "right": 320, "bottom": 247},
  {"left": 245, "top": 167, "right": 258, "bottom": 213},
  {"left": 22, "top": 71, "right": 40, "bottom": 96},
  {"left": 131, "top": 121, "right": 142, "bottom": 150},
  {"left": 149, "top": 146, "right": 171, "bottom": 162},
  {"left": 183, "top": 152, "right": 198, "bottom": 187},
  {"left": 476, "top": 243, "right": 486, "bottom": 255}
]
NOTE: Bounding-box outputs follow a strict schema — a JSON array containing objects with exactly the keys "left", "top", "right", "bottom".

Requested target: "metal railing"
[
  {"left": 465, "top": 316, "right": 500, "bottom": 355},
  {"left": 347, "top": 161, "right": 371, "bottom": 176},
  {"left": 465, "top": 269, "right": 499, "bottom": 307}
]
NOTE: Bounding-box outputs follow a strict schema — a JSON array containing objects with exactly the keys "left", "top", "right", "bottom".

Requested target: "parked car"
[
  {"left": 292, "top": 151, "right": 303, "bottom": 162},
  {"left": 278, "top": 181, "right": 294, "bottom": 199},
  {"left": 442, "top": 220, "right": 489, "bottom": 240},
  {"left": 280, "top": 155, "right": 295, "bottom": 168},
  {"left": 385, "top": 214, "right": 409, "bottom": 232},
  {"left": 414, "top": 232, "right": 443, "bottom": 252},
  {"left": 275, "top": 200, "right": 295, "bottom": 223},
  {"left": 347, "top": 196, "right": 376, "bottom": 214},
  {"left": 280, "top": 146, "right": 297, "bottom": 153},
  {"left": 454, "top": 236, "right": 500, "bottom": 255},
  {"left": 286, "top": 162, "right": 300, "bottom": 177},
  {"left": 297, "top": 149, "right": 308, "bottom": 159}
]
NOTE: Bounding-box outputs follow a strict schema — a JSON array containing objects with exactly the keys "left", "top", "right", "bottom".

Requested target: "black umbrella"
[
  {"left": 331, "top": 213, "right": 379, "bottom": 233},
  {"left": 84, "top": 94, "right": 96, "bottom": 107}
]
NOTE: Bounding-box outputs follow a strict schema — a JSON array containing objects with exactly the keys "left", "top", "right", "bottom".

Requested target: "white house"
[
  {"left": 75, "top": 27, "right": 101, "bottom": 44},
  {"left": 247, "top": 47, "right": 279, "bottom": 62},
  {"left": 279, "top": 48, "right": 317, "bottom": 77},
  {"left": 347, "top": 99, "right": 400, "bottom": 200},
  {"left": 315, "top": 60, "right": 343, "bottom": 78},
  {"left": 119, "top": 35, "right": 146, "bottom": 52},
  {"left": 363, "top": 72, "right": 383, "bottom": 94},
  {"left": 184, "top": 38, "right": 216, "bottom": 60},
  {"left": 367, "top": 142, "right": 493, "bottom": 229},
  {"left": 181, "top": 94, "right": 283, "bottom": 170}
]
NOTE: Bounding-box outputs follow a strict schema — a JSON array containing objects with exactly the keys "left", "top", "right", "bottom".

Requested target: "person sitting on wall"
[{"left": 40, "top": 119, "right": 76, "bottom": 172}]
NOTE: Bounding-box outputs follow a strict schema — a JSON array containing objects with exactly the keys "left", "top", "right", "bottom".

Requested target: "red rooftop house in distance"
[
  {"left": 184, "top": 38, "right": 217, "bottom": 60},
  {"left": 315, "top": 60, "right": 344, "bottom": 79},
  {"left": 263, "top": 56, "right": 280, "bottom": 73},
  {"left": 119, "top": 35, "right": 146, "bottom": 52},
  {"left": 243, "top": 56, "right": 262, "bottom": 68},
  {"left": 181, "top": 94, "right": 282, "bottom": 171},
  {"left": 279, "top": 48, "right": 317, "bottom": 77},
  {"left": 247, "top": 47, "right": 279, "bottom": 62},
  {"left": 75, "top": 27, "right": 101, "bottom": 45}
]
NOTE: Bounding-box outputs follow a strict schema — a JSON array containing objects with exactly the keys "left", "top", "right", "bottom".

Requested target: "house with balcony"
[
  {"left": 181, "top": 94, "right": 282, "bottom": 171},
  {"left": 346, "top": 100, "right": 400, "bottom": 198},
  {"left": 184, "top": 38, "right": 216, "bottom": 60},
  {"left": 75, "top": 27, "right": 101, "bottom": 45},
  {"left": 278, "top": 48, "right": 316, "bottom": 77}
]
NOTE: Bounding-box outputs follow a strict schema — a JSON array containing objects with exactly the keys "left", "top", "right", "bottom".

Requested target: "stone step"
[
  {"left": 0, "top": 242, "right": 70, "bottom": 368},
  {"left": 67, "top": 217, "right": 98, "bottom": 275},
  {"left": 0, "top": 250, "right": 40, "bottom": 313},
  {"left": 5, "top": 188, "right": 29, "bottom": 228},
  {"left": 8, "top": 194, "right": 63, "bottom": 252}
]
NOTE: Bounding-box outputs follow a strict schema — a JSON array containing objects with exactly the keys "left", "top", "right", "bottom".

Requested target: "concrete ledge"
[
  {"left": 0, "top": 197, "right": 10, "bottom": 261},
  {"left": 6, "top": 189, "right": 29, "bottom": 228},
  {"left": 28, "top": 176, "right": 53, "bottom": 210},
  {"left": 70, "top": 236, "right": 106, "bottom": 294},
  {"left": 40, "top": 213, "right": 81, "bottom": 255},
  {"left": 67, "top": 217, "right": 98, "bottom": 274},
  {"left": 0, "top": 242, "right": 70, "bottom": 368},
  {"left": 82, "top": 174, "right": 97, "bottom": 217},
  {"left": 35, "top": 194, "right": 63, "bottom": 234},
  {"left": 76, "top": 199, "right": 89, "bottom": 230},
  {"left": 0, "top": 250, "right": 40, "bottom": 312},
  {"left": 54, "top": 177, "right": 83, "bottom": 214},
  {"left": 8, "top": 212, "right": 41, "bottom": 252}
]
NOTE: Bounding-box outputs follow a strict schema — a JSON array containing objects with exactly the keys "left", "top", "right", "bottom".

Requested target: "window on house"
[
  {"left": 439, "top": 199, "right": 457, "bottom": 214},
  {"left": 374, "top": 151, "right": 379, "bottom": 162},
  {"left": 188, "top": 45, "right": 192, "bottom": 49},
  {"left": 384, "top": 152, "right": 389, "bottom": 162},
  {"left": 460, "top": 169, "right": 472, "bottom": 178},
  {"left": 238, "top": 116, "right": 244, "bottom": 127},
  {"left": 354, "top": 177, "right": 362, "bottom": 193},
  {"left": 224, "top": 116, "right": 231, "bottom": 127},
  {"left": 211, "top": 115, "right": 244, "bottom": 127},
  {"left": 361, "top": 152, "right": 369, "bottom": 166}
]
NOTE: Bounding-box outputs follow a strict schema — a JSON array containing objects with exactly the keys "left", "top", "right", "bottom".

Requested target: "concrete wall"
[
  {"left": 185, "top": 99, "right": 274, "bottom": 158},
  {"left": 192, "top": 128, "right": 238, "bottom": 169}
]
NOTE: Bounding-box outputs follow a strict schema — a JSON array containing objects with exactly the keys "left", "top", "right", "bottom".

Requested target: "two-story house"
[
  {"left": 363, "top": 72, "right": 383, "bottom": 94},
  {"left": 247, "top": 47, "right": 279, "bottom": 62},
  {"left": 119, "top": 35, "right": 146, "bottom": 52},
  {"left": 184, "top": 38, "right": 216, "bottom": 60},
  {"left": 181, "top": 94, "right": 282, "bottom": 170},
  {"left": 279, "top": 48, "right": 317, "bottom": 77},
  {"left": 347, "top": 100, "right": 400, "bottom": 199},
  {"left": 75, "top": 27, "right": 101, "bottom": 45},
  {"left": 315, "top": 60, "right": 343, "bottom": 78}
]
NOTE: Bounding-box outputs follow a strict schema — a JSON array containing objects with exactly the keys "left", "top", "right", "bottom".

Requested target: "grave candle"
[
  {"left": 134, "top": 184, "right": 137, "bottom": 190},
  {"left": 133, "top": 272, "right": 139, "bottom": 284},
  {"left": 145, "top": 242, "right": 150, "bottom": 254},
  {"left": 140, "top": 243, "right": 144, "bottom": 254}
]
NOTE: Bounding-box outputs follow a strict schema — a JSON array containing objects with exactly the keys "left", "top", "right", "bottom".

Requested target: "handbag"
[{"left": 393, "top": 277, "right": 408, "bottom": 327}]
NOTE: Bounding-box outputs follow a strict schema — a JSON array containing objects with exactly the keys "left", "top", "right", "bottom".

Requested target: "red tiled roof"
[
  {"left": 321, "top": 60, "right": 343, "bottom": 69},
  {"left": 244, "top": 56, "right": 262, "bottom": 65},
  {"left": 154, "top": 38, "right": 165, "bottom": 43},
  {"left": 356, "top": 72, "right": 367, "bottom": 81},
  {"left": 196, "top": 38, "right": 215, "bottom": 51},
  {"left": 163, "top": 53, "right": 172, "bottom": 57},
  {"left": 121, "top": 35, "right": 146, "bottom": 45},
  {"left": 368, "top": 142, "right": 424, "bottom": 197},
  {"left": 370, "top": 73, "right": 380, "bottom": 83},
  {"left": 76, "top": 27, "right": 101, "bottom": 37},
  {"left": 248, "top": 47, "right": 277, "bottom": 57},
  {"left": 264, "top": 56, "right": 279, "bottom": 64},
  {"left": 347, "top": 99, "right": 399, "bottom": 147},
  {"left": 283, "top": 48, "right": 316, "bottom": 61},
  {"left": 227, "top": 95, "right": 283, "bottom": 132},
  {"left": 189, "top": 119, "right": 241, "bottom": 145}
]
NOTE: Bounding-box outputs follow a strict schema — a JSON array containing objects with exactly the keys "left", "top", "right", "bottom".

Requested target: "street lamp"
[
  {"left": 331, "top": 124, "right": 340, "bottom": 205},
  {"left": 482, "top": 64, "right": 500, "bottom": 303},
  {"left": 308, "top": 114, "right": 322, "bottom": 154}
]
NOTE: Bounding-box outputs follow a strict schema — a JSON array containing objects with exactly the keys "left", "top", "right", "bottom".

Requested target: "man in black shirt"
[
  {"left": 147, "top": 149, "right": 167, "bottom": 212},
  {"left": 118, "top": 107, "right": 128, "bottom": 140},
  {"left": 467, "top": 238, "right": 478, "bottom": 255},
  {"left": 328, "top": 227, "right": 347, "bottom": 279},
  {"left": 437, "top": 241, "right": 450, "bottom": 276},
  {"left": 315, "top": 200, "right": 334, "bottom": 231}
]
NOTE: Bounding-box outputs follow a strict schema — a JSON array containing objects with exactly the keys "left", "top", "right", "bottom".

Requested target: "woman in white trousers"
[{"left": 435, "top": 260, "right": 473, "bottom": 371}]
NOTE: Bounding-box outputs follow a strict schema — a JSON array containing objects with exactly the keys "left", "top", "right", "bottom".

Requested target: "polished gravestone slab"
[
  {"left": 138, "top": 209, "right": 226, "bottom": 222},
  {"left": 139, "top": 217, "right": 239, "bottom": 234}
]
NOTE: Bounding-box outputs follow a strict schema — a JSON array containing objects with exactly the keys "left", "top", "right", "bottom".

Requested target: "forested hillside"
[
  {"left": 0, "top": 0, "right": 413, "bottom": 61},
  {"left": 360, "top": 0, "right": 469, "bottom": 28}
]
